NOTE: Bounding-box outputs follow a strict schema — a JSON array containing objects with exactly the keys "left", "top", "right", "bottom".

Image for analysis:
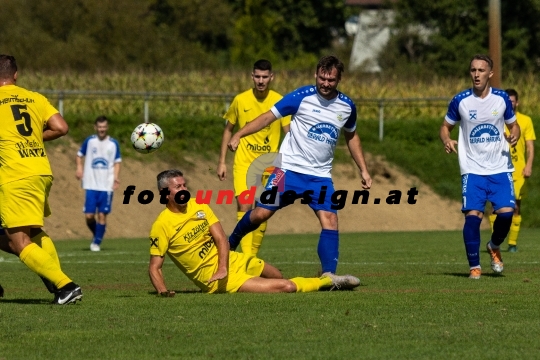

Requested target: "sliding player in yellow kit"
[
  {"left": 148, "top": 170, "right": 360, "bottom": 295},
  {"left": 489, "top": 88, "right": 535, "bottom": 252},
  {"left": 217, "top": 59, "right": 290, "bottom": 256}
]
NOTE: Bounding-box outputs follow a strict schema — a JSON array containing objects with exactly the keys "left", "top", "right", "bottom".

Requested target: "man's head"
[
  {"left": 252, "top": 59, "right": 274, "bottom": 97},
  {"left": 94, "top": 115, "right": 109, "bottom": 140},
  {"left": 0, "top": 55, "right": 17, "bottom": 84},
  {"left": 469, "top": 54, "right": 493, "bottom": 94},
  {"left": 315, "top": 55, "right": 344, "bottom": 100},
  {"left": 157, "top": 170, "right": 188, "bottom": 210},
  {"left": 505, "top": 88, "right": 519, "bottom": 112}
]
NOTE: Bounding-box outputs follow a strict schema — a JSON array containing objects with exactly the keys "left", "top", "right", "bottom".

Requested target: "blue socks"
[
  {"left": 463, "top": 215, "right": 482, "bottom": 268},
  {"left": 86, "top": 219, "right": 96, "bottom": 236},
  {"left": 318, "top": 229, "right": 339, "bottom": 274},
  {"left": 491, "top": 212, "right": 513, "bottom": 247},
  {"left": 229, "top": 210, "right": 260, "bottom": 250},
  {"left": 94, "top": 223, "right": 106, "bottom": 245}
]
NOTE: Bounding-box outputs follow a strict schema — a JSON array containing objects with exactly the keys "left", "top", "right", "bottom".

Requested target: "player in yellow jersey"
[
  {"left": 148, "top": 170, "right": 360, "bottom": 295},
  {"left": 489, "top": 89, "right": 535, "bottom": 252},
  {"left": 0, "top": 55, "right": 82, "bottom": 304},
  {"left": 217, "top": 60, "right": 290, "bottom": 257}
]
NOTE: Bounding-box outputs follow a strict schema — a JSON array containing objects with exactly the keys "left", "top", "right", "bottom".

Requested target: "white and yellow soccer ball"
[{"left": 131, "top": 123, "right": 164, "bottom": 154}]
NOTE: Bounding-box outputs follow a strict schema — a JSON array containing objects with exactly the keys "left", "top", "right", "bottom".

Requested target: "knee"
[{"left": 283, "top": 281, "right": 297, "bottom": 293}]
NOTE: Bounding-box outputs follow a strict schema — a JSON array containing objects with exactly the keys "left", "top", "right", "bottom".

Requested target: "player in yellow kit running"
[
  {"left": 0, "top": 54, "right": 82, "bottom": 304},
  {"left": 217, "top": 60, "right": 290, "bottom": 257},
  {"left": 489, "top": 88, "right": 535, "bottom": 252},
  {"left": 148, "top": 170, "right": 360, "bottom": 295}
]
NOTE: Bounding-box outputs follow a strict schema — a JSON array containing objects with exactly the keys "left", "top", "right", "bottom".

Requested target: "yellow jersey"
[
  {"left": 0, "top": 85, "right": 57, "bottom": 185},
  {"left": 149, "top": 199, "right": 221, "bottom": 293},
  {"left": 507, "top": 111, "right": 536, "bottom": 178},
  {"left": 224, "top": 89, "right": 291, "bottom": 167}
]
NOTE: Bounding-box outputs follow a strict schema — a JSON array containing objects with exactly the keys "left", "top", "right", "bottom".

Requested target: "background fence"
[{"left": 39, "top": 90, "right": 451, "bottom": 141}]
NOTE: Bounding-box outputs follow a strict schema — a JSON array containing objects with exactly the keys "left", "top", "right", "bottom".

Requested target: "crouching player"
[{"left": 148, "top": 170, "right": 360, "bottom": 295}]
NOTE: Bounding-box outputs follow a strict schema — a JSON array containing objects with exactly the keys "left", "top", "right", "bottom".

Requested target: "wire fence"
[{"left": 39, "top": 90, "right": 451, "bottom": 141}]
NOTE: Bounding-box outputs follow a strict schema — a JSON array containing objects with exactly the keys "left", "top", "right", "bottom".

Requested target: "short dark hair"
[
  {"left": 253, "top": 59, "right": 272, "bottom": 72},
  {"left": 470, "top": 54, "right": 493, "bottom": 70},
  {"left": 316, "top": 55, "right": 344, "bottom": 79},
  {"left": 505, "top": 88, "right": 518, "bottom": 101},
  {"left": 157, "top": 169, "right": 184, "bottom": 190},
  {"left": 0, "top": 55, "right": 17, "bottom": 80},
  {"left": 95, "top": 115, "right": 109, "bottom": 125}
]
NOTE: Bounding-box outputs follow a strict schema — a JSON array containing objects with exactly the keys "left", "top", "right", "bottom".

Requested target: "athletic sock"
[
  {"left": 86, "top": 219, "right": 97, "bottom": 236},
  {"left": 31, "top": 230, "right": 60, "bottom": 267},
  {"left": 19, "top": 243, "right": 71, "bottom": 289},
  {"left": 463, "top": 215, "right": 482, "bottom": 268},
  {"left": 508, "top": 215, "right": 521, "bottom": 246},
  {"left": 229, "top": 210, "right": 260, "bottom": 250},
  {"left": 290, "top": 277, "right": 329, "bottom": 292},
  {"left": 238, "top": 211, "right": 253, "bottom": 256},
  {"left": 489, "top": 214, "right": 497, "bottom": 233},
  {"left": 94, "top": 223, "right": 106, "bottom": 245},
  {"left": 251, "top": 220, "right": 267, "bottom": 256},
  {"left": 318, "top": 229, "right": 339, "bottom": 274},
  {"left": 491, "top": 212, "right": 513, "bottom": 247}
]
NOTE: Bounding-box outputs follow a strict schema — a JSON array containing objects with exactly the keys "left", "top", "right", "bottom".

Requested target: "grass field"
[{"left": 1, "top": 230, "right": 539, "bottom": 359}]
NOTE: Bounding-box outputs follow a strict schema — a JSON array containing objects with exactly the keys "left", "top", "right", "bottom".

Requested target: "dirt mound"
[{"left": 44, "top": 141, "right": 475, "bottom": 241}]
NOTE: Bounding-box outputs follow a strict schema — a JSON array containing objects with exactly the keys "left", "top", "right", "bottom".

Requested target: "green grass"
[{"left": 1, "top": 231, "right": 540, "bottom": 359}]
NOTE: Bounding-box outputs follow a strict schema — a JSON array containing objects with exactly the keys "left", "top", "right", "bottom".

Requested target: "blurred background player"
[
  {"left": 440, "top": 54, "right": 520, "bottom": 279},
  {"left": 76, "top": 115, "right": 122, "bottom": 251},
  {"left": 0, "top": 54, "right": 82, "bottom": 304},
  {"left": 489, "top": 89, "right": 535, "bottom": 252},
  {"left": 148, "top": 169, "right": 359, "bottom": 295},
  {"left": 216, "top": 59, "right": 290, "bottom": 256},
  {"left": 227, "top": 55, "right": 372, "bottom": 278}
]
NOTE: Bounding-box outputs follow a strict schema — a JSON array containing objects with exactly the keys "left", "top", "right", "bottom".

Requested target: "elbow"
[{"left": 60, "top": 123, "right": 69, "bottom": 136}]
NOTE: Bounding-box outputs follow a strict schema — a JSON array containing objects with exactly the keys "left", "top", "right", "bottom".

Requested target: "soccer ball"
[{"left": 131, "top": 123, "right": 164, "bottom": 154}]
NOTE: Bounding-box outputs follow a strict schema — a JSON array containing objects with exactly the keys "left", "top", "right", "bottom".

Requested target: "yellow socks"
[
  {"left": 489, "top": 214, "right": 497, "bottom": 232},
  {"left": 251, "top": 221, "right": 267, "bottom": 256},
  {"left": 508, "top": 215, "right": 522, "bottom": 246},
  {"left": 19, "top": 243, "right": 71, "bottom": 289},
  {"left": 290, "top": 277, "right": 332, "bottom": 292},
  {"left": 238, "top": 211, "right": 254, "bottom": 256},
  {"left": 31, "top": 231, "right": 60, "bottom": 268}
]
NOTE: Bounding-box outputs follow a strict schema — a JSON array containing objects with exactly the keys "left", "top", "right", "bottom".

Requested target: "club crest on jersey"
[
  {"left": 491, "top": 109, "right": 499, "bottom": 116},
  {"left": 469, "top": 124, "right": 501, "bottom": 144},
  {"left": 196, "top": 211, "right": 205, "bottom": 219},
  {"left": 307, "top": 123, "right": 338, "bottom": 146},
  {"left": 337, "top": 113, "right": 343, "bottom": 122},
  {"left": 469, "top": 110, "right": 477, "bottom": 120}
]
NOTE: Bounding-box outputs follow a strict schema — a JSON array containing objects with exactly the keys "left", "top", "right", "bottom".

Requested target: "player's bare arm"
[
  {"left": 228, "top": 111, "right": 277, "bottom": 151},
  {"left": 43, "top": 113, "right": 69, "bottom": 141},
  {"left": 344, "top": 131, "right": 372, "bottom": 189},
  {"left": 217, "top": 122, "right": 235, "bottom": 181},
  {"left": 207, "top": 222, "right": 229, "bottom": 284},
  {"left": 440, "top": 121, "right": 458, "bottom": 153},
  {"left": 505, "top": 121, "right": 520, "bottom": 147},
  {"left": 113, "top": 162, "right": 121, "bottom": 190},
  {"left": 75, "top": 155, "right": 84, "bottom": 180},
  {"left": 148, "top": 255, "right": 175, "bottom": 297},
  {"left": 524, "top": 140, "right": 534, "bottom": 177}
]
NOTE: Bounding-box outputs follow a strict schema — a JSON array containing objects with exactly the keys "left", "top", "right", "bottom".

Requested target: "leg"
[
  {"left": 463, "top": 211, "right": 483, "bottom": 278},
  {"left": 92, "top": 212, "right": 107, "bottom": 249},
  {"left": 237, "top": 277, "right": 298, "bottom": 293},
  {"left": 237, "top": 201, "right": 255, "bottom": 255},
  {"left": 316, "top": 210, "right": 339, "bottom": 274},
  {"left": 507, "top": 200, "right": 521, "bottom": 251},
  {"left": 85, "top": 213, "right": 97, "bottom": 237},
  {"left": 229, "top": 207, "right": 275, "bottom": 250},
  {"left": 259, "top": 262, "right": 284, "bottom": 279}
]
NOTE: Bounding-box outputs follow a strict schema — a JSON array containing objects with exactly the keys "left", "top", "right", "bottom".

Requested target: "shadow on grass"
[
  {"left": 443, "top": 272, "right": 505, "bottom": 278},
  {"left": 0, "top": 298, "right": 53, "bottom": 304},
  {"left": 148, "top": 289, "right": 202, "bottom": 295}
]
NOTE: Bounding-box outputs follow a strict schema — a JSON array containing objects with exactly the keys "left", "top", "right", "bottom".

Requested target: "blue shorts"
[
  {"left": 84, "top": 190, "right": 113, "bottom": 215},
  {"left": 461, "top": 173, "right": 515, "bottom": 212},
  {"left": 256, "top": 168, "right": 337, "bottom": 213}
]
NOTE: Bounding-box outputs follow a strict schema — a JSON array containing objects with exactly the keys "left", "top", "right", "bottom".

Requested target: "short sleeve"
[{"left": 149, "top": 220, "right": 169, "bottom": 257}]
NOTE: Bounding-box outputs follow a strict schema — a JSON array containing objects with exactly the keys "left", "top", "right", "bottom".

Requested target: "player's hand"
[
  {"left": 227, "top": 134, "right": 240, "bottom": 152},
  {"left": 75, "top": 169, "right": 83, "bottom": 180},
  {"left": 158, "top": 290, "right": 175, "bottom": 297},
  {"left": 113, "top": 179, "right": 120, "bottom": 190},
  {"left": 216, "top": 163, "right": 227, "bottom": 181},
  {"left": 360, "top": 170, "right": 372, "bottom": 189},
  {"left": 207, "top": 268, "right": 227, "bottom": 284},
  {"left": 523, "top": 166, "right": 532, "bottom": 178},
  {"left": 444, "top": 140, "right": 458, "bottom": 154},
  {"left": 505, "top": 133, "right": 518, "bottom": 147}
]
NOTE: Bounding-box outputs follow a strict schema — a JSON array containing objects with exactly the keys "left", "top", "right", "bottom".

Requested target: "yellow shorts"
[
  {"left": 513, "top": 177, "right": 527, "bottom": 200},
  {"left": 0, "top": 175, "right": 52, "bottom": 228},
  {"left": 211, "top": 252, "right": 265, "bottom": 293},
  {"left": 233, "top": 164, "right": 274, "bottom": 197}
]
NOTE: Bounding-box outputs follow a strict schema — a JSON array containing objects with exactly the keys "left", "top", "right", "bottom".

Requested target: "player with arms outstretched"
[
  {"left": 148, "top": 170, "right": 360, "bottom": 295},
  {"left": 217, "top": 59, "right": 290, "bottom": 257}
]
